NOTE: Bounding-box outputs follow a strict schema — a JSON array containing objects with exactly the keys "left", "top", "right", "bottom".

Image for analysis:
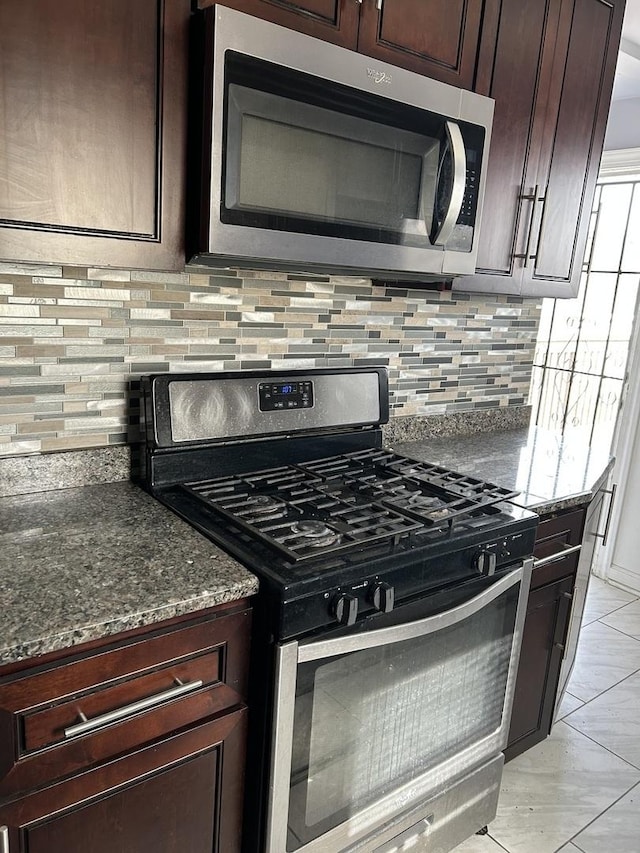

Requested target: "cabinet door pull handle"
[
  {"left": 513, "top": 185, "right": 540, "bottom": 267},
  {"left": 553, "top": 591, "right": 574, "bottom": 651},
  {"left": 533, "top": 543, "right": 581, "bottom": 569},
  {"left": 593, "top": 484, "right": 617, "bottom": 546},
  {"left": 64, "top": 678, "right": 203, "bottom": 739},
  {"left": 376, "top": 0, "right": 383, "bottom": 10},
  {"left": 0, "top": 826, "right": 9, "bottom": 853},
  {"left": 528, "top": 190, "right": 547, "bottom": 266}
]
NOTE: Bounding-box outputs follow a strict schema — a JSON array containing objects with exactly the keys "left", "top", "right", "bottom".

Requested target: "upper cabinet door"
[
  {"left": 456, "top": 0, "right": 624, "bottom": 298},
  {"left": 460, "top": 0, "right": 563, "bottom": 294},
  {"left": 197, "top": 0, "right": 360, "bottom": 49},
  {"left": 357, "top": 0, "right": 488, "bottom": 86},
  {"left": 204, "top": 0, "right": 492, "bottom": 86},
  {"left": 520, "top": 0, "right": 625, "bottom": 297},
  {"left": 0, "top": 0, "right": 189, "bottom": 271}
]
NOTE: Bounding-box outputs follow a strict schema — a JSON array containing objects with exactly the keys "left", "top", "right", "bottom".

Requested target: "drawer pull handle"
[
  {"left": 64, "top": 678, "right": 203, "bottom": 739},
  {"left": 533, "top": 543, "right": 581, "bottom": 569},
  {"left": 1, "top": 826, "right": 9, "bottom": 853}
]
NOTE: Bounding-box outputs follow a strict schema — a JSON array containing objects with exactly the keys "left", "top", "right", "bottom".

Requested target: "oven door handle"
[{"left": 298, "top": 561, "right": 530, "bottom": 663}]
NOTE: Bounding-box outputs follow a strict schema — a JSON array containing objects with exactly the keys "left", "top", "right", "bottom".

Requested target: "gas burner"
[
  {"left": 389, "top": 488, "right": 439, "bottom": 509},
  {"left": 408, "top": 493, "right": 449, "bottom": 511},
  {"left": 289, "top": 520, "right": 342, "bottom": 548},
  {"left": 246, "top": 494, "right": 287, "bottom": 515}
]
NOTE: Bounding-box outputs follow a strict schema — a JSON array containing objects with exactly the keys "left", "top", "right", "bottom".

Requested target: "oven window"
[
  {"left": 286, "top": 584, "right": 519, "bottom": 850},
  {"left": 222, "top": 52, "right": 484, "bottom": 252}
]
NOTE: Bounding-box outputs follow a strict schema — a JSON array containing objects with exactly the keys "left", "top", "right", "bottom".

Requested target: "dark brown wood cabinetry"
[
  {"left": 505, "top": 507, "right": 585, "bottom": 761},
  {"left": 0, "top": 712, "right": 246, "bottom": 853},
  {"left": 0, "top": 601, "right": 251, "bottom": 853},
  {"left": 357, "top": 0, "right": 488, "bottom": 86},
  {"left": 199, "top": 0, "right": 491, "bottom": 87},
  {"left": 0, "top": 0, "right": 189, "bottom": 271},
  {"left": 197, "top": 0, "right": 360, "bottom": 50},
  {"left": 459, "top": 0, "right": 625, "bottom": 298}
]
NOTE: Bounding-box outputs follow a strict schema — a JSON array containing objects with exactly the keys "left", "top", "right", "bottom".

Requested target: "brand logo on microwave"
[{"left": 367, "top": 68, "right": 392, "bottom": 85}]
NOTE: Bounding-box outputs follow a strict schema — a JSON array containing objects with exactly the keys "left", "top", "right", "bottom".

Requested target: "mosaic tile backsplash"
[{"left": 0, "top": 262, "right": 541, "bottom": 456}]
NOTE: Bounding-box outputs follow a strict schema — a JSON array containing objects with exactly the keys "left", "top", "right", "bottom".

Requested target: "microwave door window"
[{"left": 223, "top": 82, "right": 440, "bottom": 247}]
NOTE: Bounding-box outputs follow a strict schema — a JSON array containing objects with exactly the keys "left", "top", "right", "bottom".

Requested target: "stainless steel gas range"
[{"left": 140, "top": 367, "right": 536, "bottom": 853}]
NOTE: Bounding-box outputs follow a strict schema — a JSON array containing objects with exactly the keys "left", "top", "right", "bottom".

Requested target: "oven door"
[{"left": 266, "top": 561, "right": 532, "bottom": 853}]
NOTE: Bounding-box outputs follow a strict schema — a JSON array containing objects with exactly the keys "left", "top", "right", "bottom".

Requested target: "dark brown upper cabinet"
[
  {"left": 456, "top": 0, "right": 625, "bottom": 298},
  {"left": 198, "top": 0, "right": 492, "bottom": 87},
  {"left": 0, "top": 0, "right": 189, "bottom": 271},
  {"left": 196, "top": 0, "right": 360, "bottom": 49},
  {"left": 357, "top": 0, "right": 487, "bottom": 87}
]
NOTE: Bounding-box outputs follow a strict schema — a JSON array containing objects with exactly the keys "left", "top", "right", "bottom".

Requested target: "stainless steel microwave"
[{"left": 192, "top": 5, "right": 495, "bottom": 281}]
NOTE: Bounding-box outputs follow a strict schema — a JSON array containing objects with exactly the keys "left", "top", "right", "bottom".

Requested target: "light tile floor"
[{"left": 455, "top": 576, "right": 640, "bottom": 853}]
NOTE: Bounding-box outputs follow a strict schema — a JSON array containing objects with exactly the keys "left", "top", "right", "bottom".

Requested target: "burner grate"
[
  {"left": 301, "top": 449, "right": 517, "bottom": 527},
  {"left": 183, "top": 467, "right": 422, "bottom": 562},
  {"left": 182, "top": 448, "right": 517, "bottom": 563}
]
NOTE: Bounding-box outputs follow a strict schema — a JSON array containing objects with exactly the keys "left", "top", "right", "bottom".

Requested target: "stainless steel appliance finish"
[
  {"left": 140, "top": 367, "right": 537, "bottom": 853},
  {"left": 267, "top": 565, "right": 531, "bottom": 852},
  {"left": 164, "top": 371, "right": 384, "bottom": 443},
  {"left": 193, "top": 6, "right": 494, "bottom": 280}
]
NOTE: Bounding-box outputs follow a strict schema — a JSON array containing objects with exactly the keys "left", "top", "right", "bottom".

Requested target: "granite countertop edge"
[
  {"left": 0, "top": 482, "right": 260, "bottom": 669},
  {"left": 0, "top": 580, "right": 257, "bottom": 667},
  {"left": 519, "top": 458, "right": 615, "bottom": 515}
]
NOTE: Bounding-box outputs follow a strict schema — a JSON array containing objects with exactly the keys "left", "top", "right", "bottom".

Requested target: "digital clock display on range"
[{"left": 258, "top": 381, "right": 314, "bottom": 411}]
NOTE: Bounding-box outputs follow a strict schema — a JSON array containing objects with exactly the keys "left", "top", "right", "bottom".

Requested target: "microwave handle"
[{"left": 431, "top": 120, "right": 466, "bottom": 247}]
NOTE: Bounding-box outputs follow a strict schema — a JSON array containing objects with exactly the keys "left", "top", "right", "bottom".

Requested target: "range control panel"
[{"left": 259, "top": 380, "right": 314, "bottom": 411}]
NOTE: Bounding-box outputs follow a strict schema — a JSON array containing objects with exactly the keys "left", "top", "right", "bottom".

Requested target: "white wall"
[
  {"left": 609, "top": 407, "right": 640, "bottom": 593},
  {"left": 605, "top": 97, "right": 640, "bottom": 150}
]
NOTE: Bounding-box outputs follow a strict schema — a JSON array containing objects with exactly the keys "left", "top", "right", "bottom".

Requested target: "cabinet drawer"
[
  {"left": 23, "top": 650, "right": 222, "bottom": 753},
  {"left": 531, "top": 507, "right": 585, "bottom": 589},
  {"left": 0, "top": 605, "right": 250, "bottom": 798}
]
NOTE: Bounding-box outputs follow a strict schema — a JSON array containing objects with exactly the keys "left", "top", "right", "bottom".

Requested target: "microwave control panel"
[
  {"left": 259, "top": 381, "right": 314, "bottom": 411},
  {"left": 459, "top": 164, "right": 478, "bottom": 225}
]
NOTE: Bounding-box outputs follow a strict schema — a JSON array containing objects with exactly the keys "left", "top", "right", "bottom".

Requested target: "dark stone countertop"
[
  {"left": 0, "top": 419, "right": 613, "bottom": 667},
  {"left": 0, "top": 481, "right": 259, "bottom": 667},
  {"left": 391, "top": 425, "right": 614, "bottom": 514}
]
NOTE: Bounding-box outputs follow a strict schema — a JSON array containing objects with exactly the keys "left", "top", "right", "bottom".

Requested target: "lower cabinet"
[
  {"left": 0, "top": 711, "right": 246, "bottom": 853},
  {"left": 505, "top": 574, "right": 574, "bottom": 761},
  {"left": 505, "top": 506, "right": 585, "bottom": 761},
  {"left": 0, "top": 600, "right": 251, "bottom": 853}
]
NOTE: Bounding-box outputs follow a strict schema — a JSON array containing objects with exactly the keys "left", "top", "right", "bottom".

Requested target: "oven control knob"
[
  {"left": 474, "top": 549, "right": 497, "bottom": 576},
  {"left": 332, "top": 594, "right": 358, "bottom": 626},
  {"left": 371, "top": 582, "right": 395, "bottom": 613}
]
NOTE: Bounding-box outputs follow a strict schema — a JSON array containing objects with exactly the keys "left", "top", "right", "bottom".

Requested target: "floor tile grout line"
[
  {"left": 561, "top": 716, "right": 640, "bottom": 772},
  {"left": 594, "top": 610, "right": 640, "bottom": 633},
  {"left": 563, "top": 778, "right": 640, "bottom": 850},
  {"left": 595, "top": 614, "right": 640, "bottom": 643},
  {"left": 485, "top": 831, "right": 512, "bottom": 853},
  {"left": 591, "top": 592, "right": 640, "bottom": 622},
  {"left": 563, "top": 661, "right": 640, "bottom": 713},
  {"left": 587, "top": 575, "right": 640, "bottom": 619}
]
